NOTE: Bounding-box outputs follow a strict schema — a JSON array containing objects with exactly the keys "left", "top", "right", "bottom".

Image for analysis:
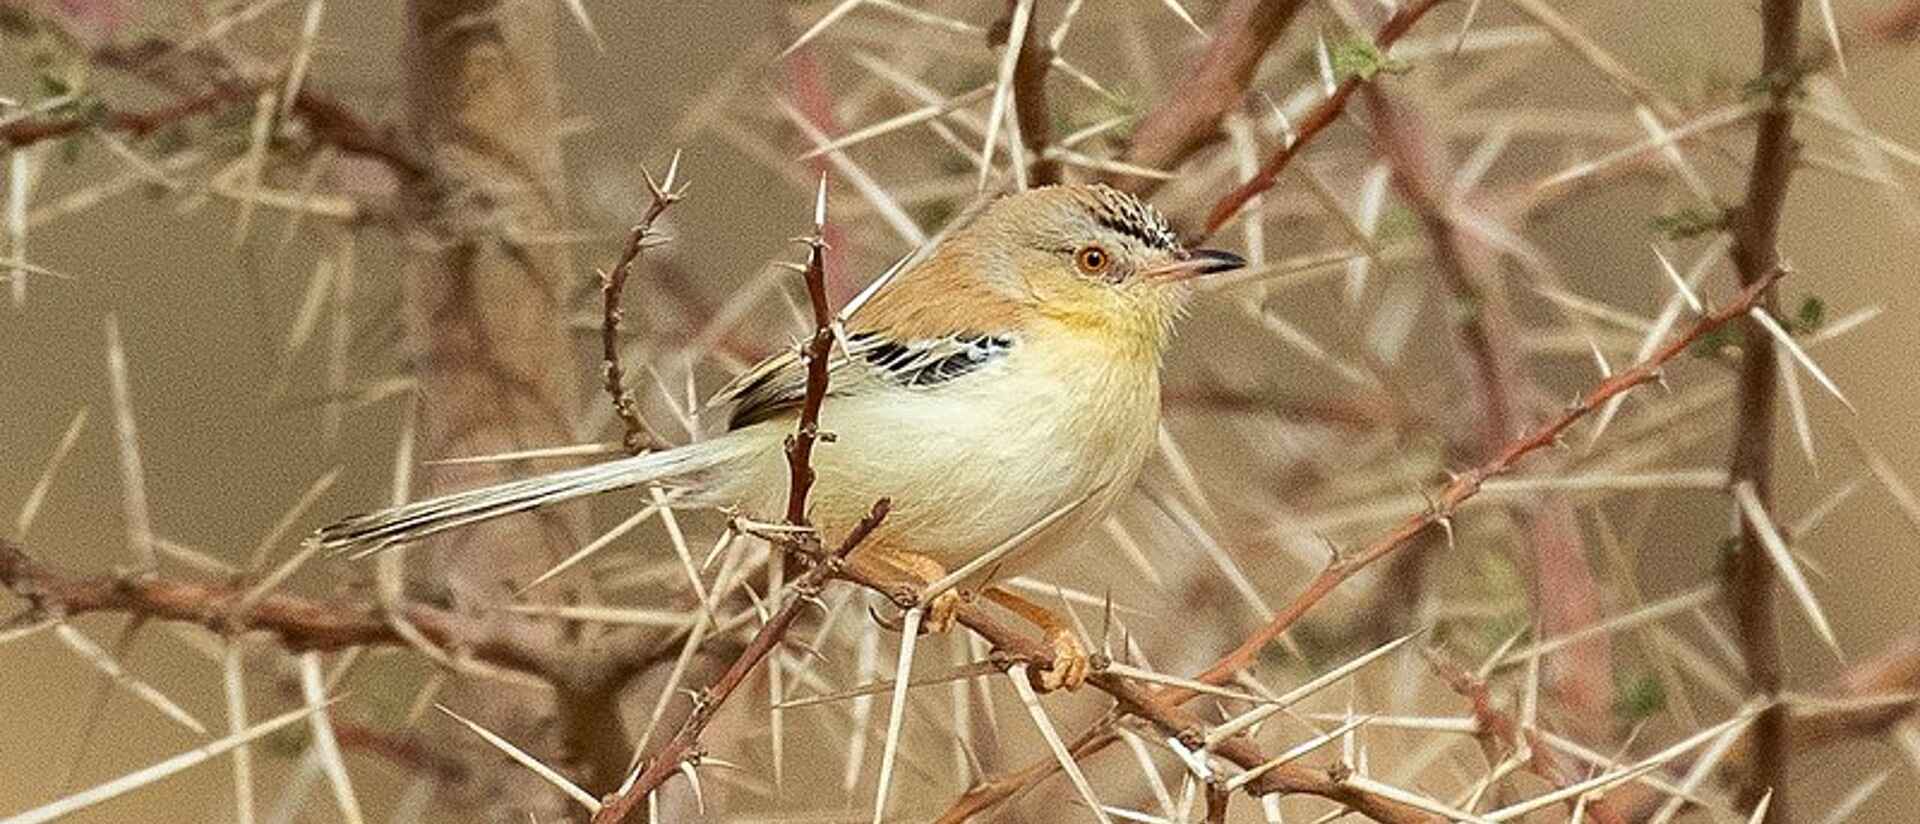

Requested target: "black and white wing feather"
[{"left": 709, "top": 330, "right": 1016, "bottom": 429}]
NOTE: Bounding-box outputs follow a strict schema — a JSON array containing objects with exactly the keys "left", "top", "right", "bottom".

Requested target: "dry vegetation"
[{"left": 5, "top": 1, "right": 1920, "bottom": 823}]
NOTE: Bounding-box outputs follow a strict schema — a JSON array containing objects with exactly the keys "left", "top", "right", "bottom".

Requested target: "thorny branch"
[
  {"left": 591, "top": 501, "right": 892, "bottom": 824},
  {"left": 1726, "top": 0, "right": 1804, "bottom": 819},
  {"left": 784, "top": 183, "right": 836, "bottom": 527},
  {"left": 0, "top": 68, "right": 428, "bottom": 184},
  {"left": 1425, "top": 651, "right": 1627, "bottom": 824},
  {"left": 0, "top": 537, "right": 555, "bottom": 677},
  {"left": 1107, "top": 0, "right": 1309, "bottom": 194},
  {"left": 941, "top": 266, "right": 1788, "bottom": 822},
  {"left": 1, "top": 88, "right": 230, "bottom": 148},
  {"left": 1196, "top": 267, "right": 1784, "bottom": 693},
  {"left": 1366, "top": 83, "right": 1612, "bottom": 728},
  {"left": 1198, "top": 0, "right": 1447, "bottom": 241},
  {"left": 594, "top": 180, "right": 857, "bottom": 823},
  {"left": 601, "top": 155, "right": 684, "bottom": 455}
]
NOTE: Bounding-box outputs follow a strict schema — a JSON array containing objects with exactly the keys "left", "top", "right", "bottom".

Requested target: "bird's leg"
[
  {"left": 983, "top": 588, "right": 1090, "bottom": 692},
  {"left": 868, "top": 547, "right": 965, "bottom": 634}
]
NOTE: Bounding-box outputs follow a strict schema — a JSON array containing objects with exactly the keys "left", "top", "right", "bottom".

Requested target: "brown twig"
[
  {"left": 601, "top": 155, "right": 683, "bottom": 455},
  {"left": 0, "top": 90, "right": 230, "bottom": 148},
  {"left": 991, "top": 0, "right": 1060, "bottom": 186},
  {"left": 1192, "top": 265, "right": 1783, "bottom": 692},
  {"left": 1724, "top": 0, "right": 1803, "bottom": 820},
  {"left": 594, "top": 180, "right": 851, "bottom": 823},
  {"left": 284, "top": 87, "right": 431, "bottom": 184},
  {"left": 1198, "top": 0, "right": 1447, "bottom": 241},
  {"left": 0, "top": 537, "right": 556, "bottom": 677},
  {"left": 1424, "top": 651, "right": 1627, "bottom": 824},
  {"left": 330, "top": 717, "right": 471, "bottom": 784},
  {"left": 1204, "top": 781, "right": 1232, "bottom": 824},
  {"left": 0, "top": 79, "right": 427, "bottom": 183},
  {"left": 592, "top": 500, "right": 891, "bottom": 824},
  {"left": 939, "top": 266, "right": 1787, "bottom": 821},
  {"left": 785, "top": 181, "right": 836, "bottom": 527},
  {"left": 1106, "top": 0, "right": 1310, "bottom": 194},
  {"left": 1366, "top": 83, "right": 1613, "bottom": 731}
]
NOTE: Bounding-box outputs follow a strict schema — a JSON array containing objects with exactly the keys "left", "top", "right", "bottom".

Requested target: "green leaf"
[
  {"left": 1331, "top": 40, "right": 1409, "bottom": 83},
  {"left": 1650, "top": 208, "right": 1726, "bottom": 241},
  {"left": 1689, "top": 324, "right": 1743, "bottom": 360},
  {"left": 1794, "top": 295, "right": 1826, "bottom": 334},
  {"left": 1612, "top": 672, "right": 1667, "bottom": 722},
  {"left": 35, "top": 71, "right": 70, "bottom": 100}
]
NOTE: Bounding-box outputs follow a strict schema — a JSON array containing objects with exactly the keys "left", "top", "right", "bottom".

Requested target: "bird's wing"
[{"left": 707, "top": 329, "right": 1016, "bottom": 429}]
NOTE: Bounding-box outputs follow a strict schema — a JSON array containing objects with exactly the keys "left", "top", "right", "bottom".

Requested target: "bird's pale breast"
[{"left": 794, "top": 324, "right": 1163, "bottom": 582}]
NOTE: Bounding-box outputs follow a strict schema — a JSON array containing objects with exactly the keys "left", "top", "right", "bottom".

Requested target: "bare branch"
[
  {"left": 1724, "top": 0, "right": 1807, "bottom": 818},
  {"left": 1199, "top": 0, "right": 1448, "bottom": 240},
  {"left": 1108, "top": 0, "right": 1309, "bottom": 194},
  {"left": 0, "top": 537, "right": 559, "bottom": 678},
  {"left": 602, "top": 153, "right": 684, "bottom": 455}
]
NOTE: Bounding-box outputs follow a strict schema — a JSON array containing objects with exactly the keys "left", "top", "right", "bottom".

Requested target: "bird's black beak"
[
  {"left": 1144, "top": 248, "right": 1248, "bottom": 282},
  {"left": 1188, "top": 248, "right": 1247, "bottom": 275}
]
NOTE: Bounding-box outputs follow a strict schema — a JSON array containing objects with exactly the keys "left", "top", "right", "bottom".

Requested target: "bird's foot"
[
  {"left": 923, "top": 588, "right": 963, "bottom": 634},
  {"left": 1039, "top": 625, "right": 1091, "bottom": 692},
  {"left": 873, "top": 547, "right": 964, "bottom": 634},
  {"left": 984, "top": 587, "right": 1091, "bottom": 692}
]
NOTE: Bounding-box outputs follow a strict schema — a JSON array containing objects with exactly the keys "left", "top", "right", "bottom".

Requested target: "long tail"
[{"left": 313, "top": 434, "right": 763, "bottom": 558}]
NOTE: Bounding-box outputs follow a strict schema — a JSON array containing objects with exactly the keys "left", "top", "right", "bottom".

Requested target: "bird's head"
[{"left": 956, "top": 184, "right": 1244, "bottom": 348}]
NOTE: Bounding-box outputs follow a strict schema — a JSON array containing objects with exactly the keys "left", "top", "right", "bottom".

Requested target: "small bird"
[{"left": 315, "top": 183, "right": 1244, "bottom": 690}]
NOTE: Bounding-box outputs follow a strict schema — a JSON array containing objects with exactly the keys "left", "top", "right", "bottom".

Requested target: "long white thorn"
[
  {"left": 1749, "top": 306, "right": 1854, "bottom": 412},
  {"left": 1733, "top": 481, "right": 1841, "bottom": 657},
  {"left": 977, "top": 0, "right": 1034, "bottom": 190},
  {"left": 1, "top": 703, "right": 328, "bottom": 824},
  {"left": 781, "top": 0, "right": 866, "bottom": 59},
  {"left": 437, "top": 704, "right": 602, "bottom": 812},
  {"left": 223, "top": 642, "right": 255, "bottom": 824},
  {"left": 53, "top": 623, "right": 206, "bottom": 734},
  {"left": 869, "top": 607, "right": 921, "bottom": 824},
  {"left": 297, "top": 653, "right": 364, "bottom": 824},
  {"left": 1008, "top": 663, "right": 1116, "bottom": 824},
  {"left": 1206, "top": 630, "right": 1418, "bottom": 745}
]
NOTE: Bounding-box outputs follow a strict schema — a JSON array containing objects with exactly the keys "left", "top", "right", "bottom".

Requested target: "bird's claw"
[
  {"left": 1038, "top": 627, "right": 1090, "bottom": 692},
  {"left": 923, "top": 588, "right": 962, "bottom": 634}
]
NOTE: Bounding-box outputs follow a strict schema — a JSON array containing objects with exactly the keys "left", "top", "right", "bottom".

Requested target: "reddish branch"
[
  {"left": 0, "top": 82, "right": 427, "bottom": 183},
  {"left": 1198, "top": 0, "right": 1447, "bottom": 241},
  {"left": 601, "top": 164, "right": 682, "bottom": 455},
  {"left": 1866, "top": 0, "right": 1920, "bottom": 43},
  {"left": 1366, "top": 84, "right": 1613, "bottom": 730},
  {"left": 331, "top": 718, "right": 471, "bottom": 784},
  {"left": 990, "top": 0, "right": 1060, "bottom": 186},
  {"left": 0, "top": 537, "right": 554, "bottom": 676},
  {"left": 941, "top": 266, "right": 1788, "bottom": 821},
  {"left": 285, "top": 89, "right": 431, "bottom": 183},
  {"left": 1191, "top": 266, "right": 1782, "bottom": 692},
  {"left": 1725, "top": 0, "right": 1803, "bottom": 820},
  {"left": 1425, "top": 652, "right": 1627, "bottom": 824},
  {"left": 1106, "top": 0, "right": 1310, "bottom": 194},
  {"left": 0, "top": 89, "right": 229, "bottom": 148},
  {"left": 784, "top": 210, "right": 836, "bottom": 526}
]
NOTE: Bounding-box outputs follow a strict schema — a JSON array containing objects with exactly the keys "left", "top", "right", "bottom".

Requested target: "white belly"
[{"left": 770, "top": 345, "right": 1160, "bottom": 582}]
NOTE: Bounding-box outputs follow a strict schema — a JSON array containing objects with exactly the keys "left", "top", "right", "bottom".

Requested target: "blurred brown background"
[{"left": 4, "top": 1, "right": 1919, "bottom": 821}]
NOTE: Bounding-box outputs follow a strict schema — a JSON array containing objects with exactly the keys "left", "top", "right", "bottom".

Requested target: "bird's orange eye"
[{"left": 1074, "top": 246, "right": 1110, "bottom": 277}]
